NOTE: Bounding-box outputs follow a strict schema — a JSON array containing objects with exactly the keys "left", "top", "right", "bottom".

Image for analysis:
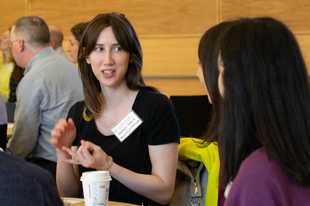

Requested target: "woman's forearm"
[{"left": 56, "top": 149, "right": 82, "bottom": 197}]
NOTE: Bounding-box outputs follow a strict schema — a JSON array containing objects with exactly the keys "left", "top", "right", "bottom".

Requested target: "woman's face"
[
  {"left": 0, "top": 30, "right": 10, "bottom": 51},
  {"left": 218, "top": 56, "right": 225, "bottom": 97},
  {"left": 196, "top": 65, "right": 212, "bottom": 104},
  {"left": 66, "top": 33, "right": 79, "bottom": 63},
  {"left": 86, "top": 26, "right": 130, "bottom": 89}
]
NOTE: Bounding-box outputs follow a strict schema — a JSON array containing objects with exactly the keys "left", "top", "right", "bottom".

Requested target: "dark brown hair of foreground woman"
[{"left": 213, "top": 17, "right": 310, "bottom": 188}]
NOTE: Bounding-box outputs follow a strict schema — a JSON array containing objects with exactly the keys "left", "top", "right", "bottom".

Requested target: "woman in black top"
[{"left": 51, "top": 13, "right": 180, "bottom": 206}]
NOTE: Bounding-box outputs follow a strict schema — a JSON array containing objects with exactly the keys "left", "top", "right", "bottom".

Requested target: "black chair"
[
  {"left": 6, "top": 102, "right": 16, "bottom": 123},
  {"left": 170, "top": 95, "right": 213, "bottom": 138},
  {"left": 0, "top": 124, "right": 7, "bottom": 151}
]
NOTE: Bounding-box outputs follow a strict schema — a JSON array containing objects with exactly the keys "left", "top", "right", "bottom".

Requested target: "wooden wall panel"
[
  {"left": 296, "top": 34, "right": 310, "bottom": 73},
  {"left": 140, "top": 37, "right": 200, "bottom": 76},
  {"left": 28, "top": 0, "right": 217, "bottom": 37},
  {"left": 144, "top": 78, "right": 207, "bottom": 97},
  {"left": 0, "top": 0, "right": 26, "bottom": 33},
  {"left": 220, "top": 0, "right": 310, "bottom": 33}
]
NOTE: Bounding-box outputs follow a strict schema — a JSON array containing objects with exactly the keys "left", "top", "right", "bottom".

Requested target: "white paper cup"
[{"left": 80, "top": 171, "right": 112, "bottom": 206}]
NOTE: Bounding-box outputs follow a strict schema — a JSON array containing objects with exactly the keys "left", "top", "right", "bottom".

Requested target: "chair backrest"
[
  {"left": 0, "top": 124, "right": 7, "bottom": 151},
  {"left": 6, "top": 103, "right": 16, "bottom": 123},
  {"left": 170, "top": 95, "right": 212, "bottom": 138}
]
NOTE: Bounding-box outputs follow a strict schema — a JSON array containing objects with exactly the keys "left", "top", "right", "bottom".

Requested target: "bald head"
[{"left": 49, "top": 25, "right": 64, "bottom": 50}]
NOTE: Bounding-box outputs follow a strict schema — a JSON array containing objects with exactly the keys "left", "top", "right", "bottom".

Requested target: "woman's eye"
[
  {"left": 95, "top": 47, "right": 104, "bottom": 51},
  {"left": 114, "top": 46, "right": 123, "bottom": 51}
]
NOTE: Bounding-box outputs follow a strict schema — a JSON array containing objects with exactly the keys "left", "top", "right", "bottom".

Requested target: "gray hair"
[{"left": 13, "top": 16, "right": 50, "bottom": 48}]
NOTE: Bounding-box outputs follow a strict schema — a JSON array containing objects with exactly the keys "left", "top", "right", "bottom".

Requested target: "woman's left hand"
[{"left": 61, "top": 140, "right": 111, "bottom": 170}]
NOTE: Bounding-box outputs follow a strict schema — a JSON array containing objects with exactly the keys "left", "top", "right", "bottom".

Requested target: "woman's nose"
[{"left": 103, "top": 51, "right": 114, "bottom": 65}]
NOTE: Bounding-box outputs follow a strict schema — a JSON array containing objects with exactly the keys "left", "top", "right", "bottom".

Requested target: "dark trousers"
[{"left": 27, "top": 157, "right": 57, "bottom": 181}]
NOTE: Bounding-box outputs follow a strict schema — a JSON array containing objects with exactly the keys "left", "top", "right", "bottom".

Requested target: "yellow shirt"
[
  {"left": 0, "top": 62, "right": 13, "bottom": 102},
  {"left": 178, "top": 138, "right": 220, "bottom": 206}
]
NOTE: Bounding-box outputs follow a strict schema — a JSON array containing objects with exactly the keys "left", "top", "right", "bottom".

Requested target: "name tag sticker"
[{"left": 112, "top": 110, "right": 143, "bottom": 142}]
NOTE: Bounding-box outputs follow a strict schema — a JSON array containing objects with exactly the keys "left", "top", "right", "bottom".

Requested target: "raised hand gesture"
[{"left": 51, "top": 118, "right": 77, "bottom": 150}]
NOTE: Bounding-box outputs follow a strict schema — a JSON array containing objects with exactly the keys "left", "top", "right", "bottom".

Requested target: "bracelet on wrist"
[{"left": 102, "top": 156, "right": 113, "bottom": 171}]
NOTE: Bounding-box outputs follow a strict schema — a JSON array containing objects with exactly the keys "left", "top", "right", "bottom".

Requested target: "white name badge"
[{"left": 111, "top": 110, "right": 143, "bottom": 142}]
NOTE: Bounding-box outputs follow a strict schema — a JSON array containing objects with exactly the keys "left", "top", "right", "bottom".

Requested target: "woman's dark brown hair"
[
  {"left": 70, "top": 22, "right": 89, "bottom": 42},
  {"left": 198, "top": 21, "right": 234, "bottom": 144}
]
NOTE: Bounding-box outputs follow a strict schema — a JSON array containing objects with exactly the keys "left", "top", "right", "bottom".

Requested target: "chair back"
[
  {"left": 6, "top": 103, "right": 16, "bottom": 123},
  {"left": 170, "top": 95, "right": 212, "bottom": 138},
  {"left": 0, "top": 124, "right": 7, "bottom": 151}
]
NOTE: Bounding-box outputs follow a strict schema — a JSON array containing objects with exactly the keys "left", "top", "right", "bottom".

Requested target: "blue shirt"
[{"left": 7, "top": 47, "right": 83, "bottom": 162}]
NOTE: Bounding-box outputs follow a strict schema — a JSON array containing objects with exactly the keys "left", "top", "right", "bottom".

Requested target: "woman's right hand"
[{"left": 51, "top": 118, "right": 76, "bottom": 150}]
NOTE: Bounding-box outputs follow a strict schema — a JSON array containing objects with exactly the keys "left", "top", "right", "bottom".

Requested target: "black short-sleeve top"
[{"left": 69, "top": 88, "right": 180, "bottom": 205}]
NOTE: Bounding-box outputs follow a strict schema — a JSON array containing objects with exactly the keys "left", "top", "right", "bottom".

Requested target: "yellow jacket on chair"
[{"left": 178, "top": 137, "right": 220, "bottom": 206}]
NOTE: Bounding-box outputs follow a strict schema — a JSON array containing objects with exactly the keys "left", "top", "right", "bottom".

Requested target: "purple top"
[{"left": 224, "top": 147, "right": 310, "bottom": 206}]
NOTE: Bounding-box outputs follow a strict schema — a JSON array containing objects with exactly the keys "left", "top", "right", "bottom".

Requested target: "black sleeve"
[
  {"left": 146, "top": 94, "right": 180, "bottom": 145},
  {"left": 68, "top": 101, "right": 85, "bottom": 146}
]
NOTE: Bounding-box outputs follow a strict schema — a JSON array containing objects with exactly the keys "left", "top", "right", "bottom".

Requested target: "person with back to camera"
[
  {"left": 200, "top": 17, "right": 310, "bottom": 205},
  {"left": 7, "top": 16, "right": 84, "bottom": 180},
  {"left": 49, "top": 25, "right": 71, "bottom": 61},
  {"left": 0, "top": 149, "right": 64, "bottom": 206},
  {"left": 66, "top": 22, "right": 89, "bottom": 64},
  {"left": 51, "top": 13, "right": 180, "bottom": 205}
]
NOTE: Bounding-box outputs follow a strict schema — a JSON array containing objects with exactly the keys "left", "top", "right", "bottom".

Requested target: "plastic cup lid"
[{"left": 80, "top": 171, "right": 112, "bottom": 182}]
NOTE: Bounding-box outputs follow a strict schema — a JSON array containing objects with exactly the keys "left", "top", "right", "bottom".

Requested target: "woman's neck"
[
  {"left": 2, "top": 50, "right": 12, "bottom": 64},
  {"left": 101, "top": 84, "right": 136, "bottom": 109}
]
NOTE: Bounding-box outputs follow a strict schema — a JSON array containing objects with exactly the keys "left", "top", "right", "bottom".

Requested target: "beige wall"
[{"left": 1, "top": 0, "right": 309, "bottom": 97}]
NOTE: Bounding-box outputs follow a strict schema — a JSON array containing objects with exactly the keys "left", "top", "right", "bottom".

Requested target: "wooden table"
[
  {"left": 71, "top": 201, "right": 139, "bottom": 206},
  {"left": 63, "top": 198, "right": 139, "bottom": 206},
  {"left": 7, "top": 123, "right": 13, "bottom": 139}
]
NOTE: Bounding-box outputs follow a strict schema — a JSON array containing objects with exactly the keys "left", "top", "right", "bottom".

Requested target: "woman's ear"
[{"left": 86, "top": 56, "right": 90, "bottom": 64}]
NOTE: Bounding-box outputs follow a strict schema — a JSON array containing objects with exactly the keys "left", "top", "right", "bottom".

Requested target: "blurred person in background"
[
  {"left": 66, "top": 22, "right": 88, "bottom": 63},
  {"left": 49, "top": 25, "right": 71, "bottom": 61},
  {"left": 7, "top": 16, "right": 83, "bottom": 180},
  {"left": 0, "top": 29, "right": 24, "bottom": 103}
]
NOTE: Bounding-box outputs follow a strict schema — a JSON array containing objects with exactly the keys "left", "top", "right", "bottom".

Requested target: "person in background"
[
  {"left": 0, "top": 151, "right": 64, "bottom": 206},
  {"left": 203, "top": 17, "right": 310, "bottom": 205},
  {"left": 66, "top": 22, "right": 88, "bottom": 63},
  {"left": 7, "top": 16, "right": 84, "bottom": 180},
  {"left": 51, "top": 13, "right": 180, "bottom": 205},
  {"left": 0, "top": 29, "right": 24, "bottom": 103},
  {"left": 0, "top": 94, "right": 7, "bottom": 151},
  {"left": 0, "top": 29, "right": 14, "bottom": 102},
  {"left": 49, "top": 25, "right": 71, "bottom": 61}
]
